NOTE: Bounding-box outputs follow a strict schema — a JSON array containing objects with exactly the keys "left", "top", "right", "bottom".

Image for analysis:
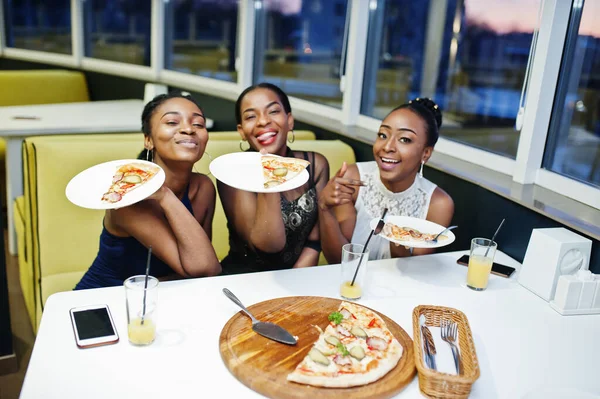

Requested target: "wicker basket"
[{"left": 412, "top": 305, "right": 480, "bottom": 398}]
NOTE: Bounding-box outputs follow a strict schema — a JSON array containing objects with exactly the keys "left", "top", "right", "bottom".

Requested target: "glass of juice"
[
  {"left": 466, "top": 238, "right": 497, "bottom": 291},
  {"left": 340, "top": 243, "right": 369, "bottom": 300},
  {"left": 124, "top": 275, "right": 159, "bottom": 346}
]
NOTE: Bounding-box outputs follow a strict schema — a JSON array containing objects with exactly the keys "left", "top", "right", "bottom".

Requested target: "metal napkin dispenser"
[{"left": 518, "top": 228, "right": 592, "bottom": 302}]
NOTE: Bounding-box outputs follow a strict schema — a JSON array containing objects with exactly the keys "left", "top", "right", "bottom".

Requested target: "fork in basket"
[{"left": 441, "top": 319, "right": 462, "bottom": 375}]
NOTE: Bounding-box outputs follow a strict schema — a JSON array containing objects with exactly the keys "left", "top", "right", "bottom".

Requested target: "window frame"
[{"left": 0, "top": 0, "right": 5, "bottom": 54}]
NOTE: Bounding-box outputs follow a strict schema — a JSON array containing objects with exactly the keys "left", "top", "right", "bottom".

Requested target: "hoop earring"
[
  {"left": 146, "top": 148, "right": 154, "bottom": 163},
  {"left": 239, "top": 140, "right": 249, "bottom": 151},
  {"left": 419, "top": 161, "right": 424, "bottom": 178},
  {"left": 287, "top": 130, "right": 295, "bottom": 143}
]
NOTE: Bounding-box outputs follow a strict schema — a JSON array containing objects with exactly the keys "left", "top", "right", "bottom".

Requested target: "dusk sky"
[
  {"left": 261, "top": 0, "right": 599, "bottom": 38},
  {"left": 465, "top": 0, "right": 599, "bottom": 38}
]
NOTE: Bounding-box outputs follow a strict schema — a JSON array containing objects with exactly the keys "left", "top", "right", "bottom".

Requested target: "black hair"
[
  {"left": 235, "top": 82, "right": 292, "bottom": 125},
  {"left": 390, "top": 97, "right": 442, "bottom": 147},
  {"left": 141, "top": 90, "right": 203, "bottom": 137},
  {"left": 138, "top": 90, "right": 203, "bottom": 160}
]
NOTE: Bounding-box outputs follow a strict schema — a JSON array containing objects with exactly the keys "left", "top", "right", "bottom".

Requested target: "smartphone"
[
  {"left": 69, "top": 304, "right": 119, "bottom": 349},
  {"left": 456, "top": 255, "right": 516, "bottom": 278}
]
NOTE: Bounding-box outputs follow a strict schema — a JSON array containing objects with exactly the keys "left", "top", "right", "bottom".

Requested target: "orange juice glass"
[
  {"left": 340, "top": 244, "right": 369, "bottom": 300},
  {"left": 124, "top": 275, "right": 159, "bottom": 345},
  {"left": 466, "top": 238, "right": 497, "bottom": 291}
]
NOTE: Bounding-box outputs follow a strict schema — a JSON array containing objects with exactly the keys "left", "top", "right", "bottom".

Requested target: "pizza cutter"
[{"left": 222, "top": 288, "right": 297, "bottom": 345}]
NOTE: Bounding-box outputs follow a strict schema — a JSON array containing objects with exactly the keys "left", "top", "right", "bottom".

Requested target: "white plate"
[
  {"left": 209, "top": 152, "right": 309, "bottom": 193},
  {"left": 66, "top": 159, "right": 165, "bottom": 210},
  {"left": 370, "top": 215, "right": 456, "bottom": 248}
]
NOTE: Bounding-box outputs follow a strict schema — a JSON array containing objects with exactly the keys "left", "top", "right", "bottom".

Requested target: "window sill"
[{"left": 297, "top": 109, "right": 600, "bottom": 242}]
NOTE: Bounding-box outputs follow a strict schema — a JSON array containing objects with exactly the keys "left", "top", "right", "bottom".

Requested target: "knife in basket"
[{"left": 420, "top": 315, "right": 437, "bottom": 370}]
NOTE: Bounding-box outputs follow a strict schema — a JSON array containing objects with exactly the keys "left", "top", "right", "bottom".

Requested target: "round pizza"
[{"left": 287, "top": 301, "right": 403, "bottom": 388}]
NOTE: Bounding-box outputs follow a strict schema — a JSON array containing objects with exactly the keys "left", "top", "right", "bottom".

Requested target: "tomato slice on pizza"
[
  {"left": 287, "top": 301, "right": 403, "bottom": 388},
  {"left": 101, "top": 162, "right": 160, "bottom": 203},
  {"left": 261, "top": 155, "right": 310, "bottom": 189}
]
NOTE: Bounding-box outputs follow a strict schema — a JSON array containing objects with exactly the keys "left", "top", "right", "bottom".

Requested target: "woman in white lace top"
[{"left": 318, "top": 98, "right": 454, "bottom": 263}]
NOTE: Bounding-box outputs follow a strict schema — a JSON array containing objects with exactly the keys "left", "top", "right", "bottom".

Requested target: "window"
[
  {"left": 2, "top": 0, "right": 71, "bottom": 54},
  {"left": 164, "top": 0, "right": 238, "bottom": 82},
  {"left": 361, "top": 0, "right": 540, "bottom": 158},
  {"left": 83, "top": 0, "right": 151, "bottom": 66},
  {"left": 543, "top": 0, "right": 600, "bottom": 188},
  {"left": 253, "top": 0, "right": 349, "bottom": 108}
]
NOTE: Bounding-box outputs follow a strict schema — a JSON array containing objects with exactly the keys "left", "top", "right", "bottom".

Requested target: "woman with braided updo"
[{"left": 318, "top": 98, "right": 454, "bottom": 263}]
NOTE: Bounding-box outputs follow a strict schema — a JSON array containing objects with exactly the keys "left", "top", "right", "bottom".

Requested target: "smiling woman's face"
[
  {"left": 146, "top": 97, "right": 208, "bottom": 164},
  {"left": 237, "top": 88, "right": 294, "bottom": 156},
  {"left": 372, "top": 108, "right": 432, "bottom": 191}
]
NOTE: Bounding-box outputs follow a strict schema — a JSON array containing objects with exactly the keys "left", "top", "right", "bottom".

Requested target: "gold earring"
[
  {"left": 287, "top": 130, "right": 295, "bottom": 144},
  {"left": 239, "top": 140, "right": 249, "bottom": 151}
]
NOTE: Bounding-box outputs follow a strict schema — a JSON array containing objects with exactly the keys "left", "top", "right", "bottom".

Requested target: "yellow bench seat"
[{"left": 15, "top": 133, "right": 354, "bottom": 333}]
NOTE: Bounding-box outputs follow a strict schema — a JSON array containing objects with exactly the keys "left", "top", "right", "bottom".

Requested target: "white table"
[
  {"left": 0, "top": 99, "right": 214, "bottom": 254},
  {"left": 20, "top": 251, "right": 600, "bottom": 398}
]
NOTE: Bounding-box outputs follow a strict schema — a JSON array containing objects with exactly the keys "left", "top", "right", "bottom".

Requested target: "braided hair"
[
  {"left": 138, "top": 91, "right": 203, "bottom": 160},
  {"left": 390, "top": 97, "right": 442, "bottom": 147},
  {"left": 235, "top": 82, "right": 292, "bottom": 125}
]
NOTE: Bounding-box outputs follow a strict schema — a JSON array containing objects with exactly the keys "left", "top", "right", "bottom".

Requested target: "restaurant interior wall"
[{"left": 1, "top": 58, "right": 598, "bottom": 273}]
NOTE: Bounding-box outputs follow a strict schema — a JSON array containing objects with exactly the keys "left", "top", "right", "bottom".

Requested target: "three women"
[{"left": 76, "top": 87, "right": 453, "bottom": 289}]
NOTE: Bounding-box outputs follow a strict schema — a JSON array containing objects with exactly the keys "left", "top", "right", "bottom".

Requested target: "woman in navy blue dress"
[{"left": 76, "top": 92, "right": 221, "bottom": 289}]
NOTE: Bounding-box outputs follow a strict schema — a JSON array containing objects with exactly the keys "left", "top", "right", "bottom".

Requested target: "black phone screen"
[
  {"left": 456, "top": 255, "right": 516, "bottom": 278},
  {"left": 72, "top": 308, "right": 116, "bottom": 340}
]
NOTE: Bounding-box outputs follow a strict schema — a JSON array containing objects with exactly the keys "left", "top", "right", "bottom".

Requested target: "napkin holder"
[
  {"left": 550, "top": 271, "right": 600, "bottom": 315},
  {"left": 518, "top": 228, "right": 591, "bottom": 302}
]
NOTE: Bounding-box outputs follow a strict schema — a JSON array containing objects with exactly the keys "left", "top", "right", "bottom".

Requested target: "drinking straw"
[
  {"left": 351, "top": 208, "right": 388, "bottom": 286},
  {"left": 141, "top": 246, "right": 152, "bottom": 325},
  {"left": 484, "top": 219, "right": 505, "bottom": 257}
]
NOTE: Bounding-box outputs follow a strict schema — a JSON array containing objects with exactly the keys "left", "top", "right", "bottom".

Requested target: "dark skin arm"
[
  {"left": 318, "top": 162, "right": 364, "bottom": 264},
  {"left": 292, "top": 153, "right": 330, "bottom": 268},
  {"left": 217, "top": 179, "right": 286, "bottom": 253},
  {"left": 217, "top": 151, "right": 319, "bottom": 254},
  {"left": 107, "top": 174, "right": 221, "bottom": 277}
]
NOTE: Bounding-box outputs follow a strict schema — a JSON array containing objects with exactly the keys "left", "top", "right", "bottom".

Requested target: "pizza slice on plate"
[
  {"left": 261, "top": 155, "right": 310, "bottom": 189},
  {"left": 101, "top": 162, "right": 160, "bottom": 203},
  {"left": 383, "top": 223, "right": 448, "bottom": 243},
  {"left": 287, "top": 301, "right": 403, "bottom": 388}
]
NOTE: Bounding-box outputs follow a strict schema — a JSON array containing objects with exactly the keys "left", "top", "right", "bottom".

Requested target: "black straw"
[
  {"left": 141, "top": 246, "right": 152, "bottom": 325},
  {"left": 484, "top": 219, "right": 505, "bottom": 257},
  {"left": 351, "top": 208, "right": 388, "bottom": 286}
]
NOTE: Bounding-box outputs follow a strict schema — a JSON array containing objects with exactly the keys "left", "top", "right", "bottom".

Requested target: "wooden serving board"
[{"left": 219, "top": 296, "right": 416, "bottom": 399}]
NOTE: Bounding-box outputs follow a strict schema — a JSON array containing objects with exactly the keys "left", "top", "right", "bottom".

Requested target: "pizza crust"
[{"left": 287, "top": 339, "right": 402, "bottom": 388}]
